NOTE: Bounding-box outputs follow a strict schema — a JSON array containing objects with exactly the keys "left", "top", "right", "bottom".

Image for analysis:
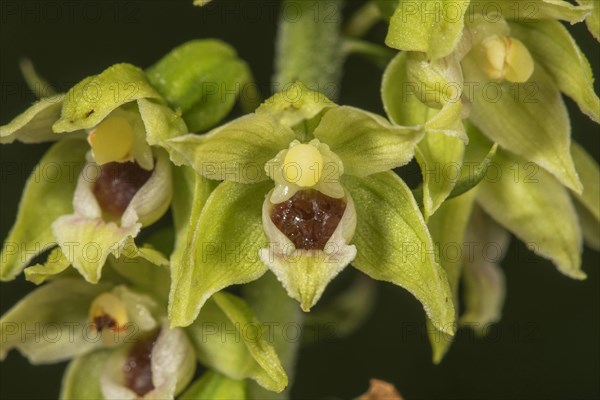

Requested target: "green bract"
[{"left": 166, "top": 82, "right": 456, "bottom": 336}]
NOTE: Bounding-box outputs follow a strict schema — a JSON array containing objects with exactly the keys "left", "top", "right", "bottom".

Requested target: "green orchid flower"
[
  {"left": 382, "top": 1, "right": 600, "bottom": 219},
  {"left": 1, "top": 40, "right": 254, "bottom": 284},
  {"left": 1, "top": 248, "right": 289, "bottom": 398},
  {"left": 163, "top": 82, "right": 457, "bottom": 340}
]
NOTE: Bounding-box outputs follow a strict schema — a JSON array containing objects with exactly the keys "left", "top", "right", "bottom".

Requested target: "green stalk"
[{"left": 273, "top": 0, "right": 345, "bottom": 100}]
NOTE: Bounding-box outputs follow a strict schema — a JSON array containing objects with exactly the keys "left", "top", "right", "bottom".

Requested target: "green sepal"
[
  {"left": 511, "top": 20, "right": 600, "bottom": 124},
  {"left": 0, "top": 94, "right": 71, "bottom": 144},
  {"left": 147, "top": 39, "right": 258, "bottom": 133},
  {"left": 477, "top": 147, "right": 584, "bottom": 279},
  {"left": 0, "top": 278, "right": 111, "bottom": 363},
  {"left": 459, "top": 205, "right": 508, "bottom": 334},
  {"left": 24, "top": 248, "right": 71, "bottom": 284},
  {"left": 167, "top": 114, "right": 295, "bottom": 183},
  {"left": 168, "top": 180, "right": 270, "bottom": 327},
  {"left": 385, "top": 0, "right": 471, "bottom": 60},
  {"left": 53, "top": 63, "right": 161, "bottom": 133},
  {"left": 426, "top": 190, "right": 477, "bottom": 363},
  {"left": 60, "top": 350, "right": 111, "bottom": 400},
  {"left": 344, "top": 172, "right": 456, "bottom": 334},
  {"left": 137, "top": 98, "right": 189, "bottom": 147},
  {"left": 469, "top": 0, "right": 593, "bottom": 23},
  {"left": 577, "top": 0, "right": 600, "bottom": 41},
  {"left": 570, "top": 142, "right": 600, "bottom": 250},
  {"left": 256, "top": 82, "right": 335, "bottom": 129},
  {"left": 180, "top": 371, "right": 246, "bottom": 400},
  {"left": 312, "top": 106, "right": 423, "bottom": 177},
  {"left": 187, "top": 292, "right": 288, "bottom": 393},
  {"left": 462, "top": 55, "right": 582, "bottom": 193},
  {"left": 0, "top": 139, "right": 88, "bottom": 281}
]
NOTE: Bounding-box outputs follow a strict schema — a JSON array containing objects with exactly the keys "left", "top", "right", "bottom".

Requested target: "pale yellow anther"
[
  {"left": 283, "top": 143, "right": 323, "bottom": 187},
  {"left": 88, "top": 116, "right": 134, "bottom": 165},
  {"left": 89, "top": 292, "right": 129, "bottom": 332},
  {"left": 479, "top": 35, "right": 534, "bottom": 83}
]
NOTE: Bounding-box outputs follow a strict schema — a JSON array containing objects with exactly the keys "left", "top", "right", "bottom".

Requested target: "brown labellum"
[
  {"left": 92, "top": 314, "right": 117, "bottom": 332},
  {"left": 93, "top": 161, "right": 152, "bottom": 220},
  {"left": 270, "top": 190, "right": 346, "bottom": 250},
  {"left": 123, "top": 330, "right": 160, "bottom": 397}
]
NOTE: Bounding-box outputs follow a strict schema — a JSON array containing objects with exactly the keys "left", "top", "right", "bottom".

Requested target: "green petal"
[
  {"left": 188, "top": 292, "right": 288, "bottom": 392},
  {"left": 470, "top": 0, "right": 593, "bottom": 23},
  {"left": 167, "top": 114, "right": 295, "bottom": 183},
  {"left": 511, "top": 20, "right": 600, "bottom": 123},
  {"left": 168, "top": 180, "right": 270, "bottom": 327},
  {"left": 426, "top": 190, "right": 477, "bottom": 363},
  {"left": 243, "top": 273, "right": 303, "bottom": 400},
  {"left": 344, "top": 172, "right": 456, "bottom": 334},
  {"left": 476, "top": 148, "right": 584, "bottom": 279},
  {"left": 571, "top": 142, "right": 600, "bottom": 250},
  {"left": 53, "top": 63, "right": 161, "bottom": 133},
  {"left": 0, "top": 278, "right": 111, "bottom": 363},
  {"left": 0, "top": 95, "right": 70, "bottom": 144},
  {"left": 137, "top": 98, "right": 189, "bottom": 147},
  {"left": 52, "top": 215, "right": 141, "bottom": 283},
  {"left": 180, "top": 371, "right": 246, "bottom": 400},
  {"left": 256, "top": 82, "right": 335, "bottom": 129},
  {"left": 577, "top": 0, "right": 600, "bottom": 41},
  {"left": 463, "top": 56, "right": 582, "bottom": 193},
  {"left": 416, "top": 134, "right": 465, "bottom": 221},
  {"left": 385, "top": 0, "right": 471, "bottom": 59},
  {"left": 459, "top": 206, "right": 508, "bottom": 334},
  {"left": 0, "top": 139, "right": 88, "bottom": 281},
  {"left": 24, "top": 248, "right": 71, "bottom": 285},
  {"left": 147, "top": 39, "right": 257, "bottom": 133},
  {"left": 60, "top": 350, "right": 111, "bottom": 400},
  {"left": 312, "top": 106, "right": 423, "bottom": 177}
]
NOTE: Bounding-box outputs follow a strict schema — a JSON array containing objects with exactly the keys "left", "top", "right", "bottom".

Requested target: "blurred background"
[{"left": 1, "top": 1, "right": 598, "bottom": 399}]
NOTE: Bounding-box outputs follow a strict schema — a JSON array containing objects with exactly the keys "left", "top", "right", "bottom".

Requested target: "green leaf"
[
  {"left": 147, "top": 39, "right": 257, "bottom": 133},
  {"left": 426, "top": 190, "right": 477, "bottom": 363},
  {"left": 180, "top": 371, "right": 246, "bottom": 400},
  {"left": 343, "top": 172, "right": 455, "bottom": 334},
  {"left": 19, "top": 58, "right": 57, "bottom": 99},
  {"left": 312, "top": 106, "right": 423, "bottom": 177},
  {"left": 0, "top": 278, "right": 111, "bottom": 363},
  {"left": 167, "top": 114, "right": 295, "bottom": 183},
  {"left": 256, "top": 82, "right": 335, "bottom": 129},
  {"left": 476, "top": 148, "right": 584, "bottom": 279},
  {"left": 53, "top": 63, "right": 161, "bottom": 133},
  {"left": 511, "top": 20, "right": 600, "bottom": 123},
  {"left": 570, "top": 142, "right": 600, "bottom": 250},
  {"left": 462, "top": 56, "right": 582, "bottom": 193},
  {"left": 188, "top": 292, "right": 288, "bottom": 392},
  {"left": 385, "top": 0, "right": 471, "bottom": 59},
  {"left": 470, "top": 0, "right": 593, "bottom": 23},
  {"left": 24, "top": 248, "right": 71, "bottom": 284},
  {"left": 60, "top": 350, "right": 111, "bottom": 400},
  {"left": 459, "top": 205, "right": 508, "bottom": 334},
  {"left": 168, "top": 180, "right": 270, "bottom": 327},
  {"left": 577, "top": 0, "right": 600, "bottom": 41},
  {"left": 0, "top": 95, "right": 69, "bottom": 144},
  {"left": 0, "top": 139, "right": 88, "bottom": 281}
]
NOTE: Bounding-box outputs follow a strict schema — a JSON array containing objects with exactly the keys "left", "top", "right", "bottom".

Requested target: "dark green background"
[{"left": 1, "top": 1, "right": 598, "bottom": 399}]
